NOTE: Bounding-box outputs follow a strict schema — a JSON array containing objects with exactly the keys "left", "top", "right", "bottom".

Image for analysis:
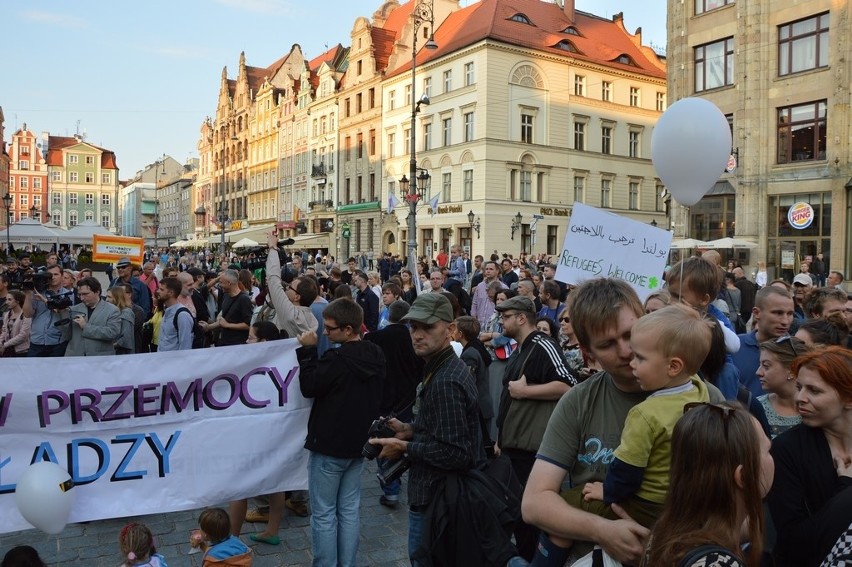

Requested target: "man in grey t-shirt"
[{"left": 522, "top": 279, "right": 650, "bottom": 564}]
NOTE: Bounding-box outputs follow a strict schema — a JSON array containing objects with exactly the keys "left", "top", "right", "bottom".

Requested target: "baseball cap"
[
  {"left": 792, "top": 273, "right": 812, "bottom": 286},
  {"left": 402, "top": 293, "right": 454, "bottom": 324},
  {"left": 116, "top": 257, "right": 132, "bottom": 268},
  {"left": 494, "top": 295, "right": 536, "bottom": 316}
]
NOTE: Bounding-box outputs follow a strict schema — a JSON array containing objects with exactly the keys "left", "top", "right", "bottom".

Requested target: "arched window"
[{"left": 510, "top": 65, "right": 545, "bottom": 89}]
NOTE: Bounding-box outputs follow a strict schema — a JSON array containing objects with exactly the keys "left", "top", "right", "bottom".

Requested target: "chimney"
[{"left": 564, "top": 0, "right": 575, "bottom": 23}]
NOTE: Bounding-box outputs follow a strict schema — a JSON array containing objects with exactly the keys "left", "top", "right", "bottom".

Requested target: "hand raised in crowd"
[
  {"left": 297, "top": 331, "right": 318, "bottom": 347},
  {"left": 267, "top": 230, "right": 278, "bottom": 250}
]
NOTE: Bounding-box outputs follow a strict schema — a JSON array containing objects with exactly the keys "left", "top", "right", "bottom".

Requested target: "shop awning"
[
  {"left": 208, "top": 223, "right": 276, "bottom": 245},
  {"left": 290, "top": 233, "right": 330, "bottom": 249},
  {"left": 337, "top": 201, "right": 380, "bottom": 214},
  {"left": 706, "top": 180, "right": 736, "bottom": 195}
]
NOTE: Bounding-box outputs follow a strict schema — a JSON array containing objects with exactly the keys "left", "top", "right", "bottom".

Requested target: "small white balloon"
[
  {"left": 652, "top": 98, "right": 732, "bottom": 206},
  {"left": 15, "top": 461, "right": 76, "bottom": 534}
]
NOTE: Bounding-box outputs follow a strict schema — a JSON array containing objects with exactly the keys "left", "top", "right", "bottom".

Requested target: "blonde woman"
[{"left": 107, "top": 286, "right": 136, "bottom": 354}]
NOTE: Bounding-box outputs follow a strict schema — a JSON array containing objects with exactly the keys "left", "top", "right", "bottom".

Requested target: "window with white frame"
[
  {"left": 19, "top": 160, "right": 29, "bottom": 170},
  {"left": 464, "top": 62, "right": 475, "bottom": 86},
  {"left": 102, "top": 194, "right": 111, "bottom": 206},
  {"left": 442, "top": 118, "right": 452, "bottom": 146},
  {"left": 628, "top": 181, "right": 640, "bottom": 210},
  {"left": 85, "top": 155, "right": 95, "bottom": 165},
  {"left": 404, "top": 129, "right": 411, "bottom": 155},
  {"left": 423, "top": 77, "right": 432, "bottom": 98},
  {"left": 52, "top": 211, "right": 61, "bottom": 225},
  {"left": 602, "top": 81, "right": 612, "bottom": 102},
  {"left": 442, "top": 172, "right": 452, "bottom": 202},
  {"left": 69, "top": 155, "right": 78, "bottom": 164},
  {"left": 629, "top": 131, "right": 641, "bottom": 158},
  {"left": 656, "top": 92, "right": 666, "bottom": 111},
  {"left": 574, "top": 121, "right": 586, "bottom": 150},
  {"left": 52, "top": 192, "right": 61, "bottom": 204},
  {"left": 20, "top": 177, "right": 28, "bottom": 189},
  {"left": 101, "top": 212, "right": 110, "bottom": 229},
  {"left": 423, "top": 123, "right": 432, "bottom": 151},
  {"left": 695, "top": 37, "right": 735, "bottom": 92},
  {"left": 388, "top": 90, "right": 396, "bottom": 110},
  {"left": 69, "top": 172, "right": 78, "bottom": 182},
  {"left": 33, "top": 178, "right": 42, "bottom": 189},
  {"left": 779, "top": 13, "right": 830, "bottom": 76},
  {"left": 520, "top": 171, "right": 532, "bottom": 201},
  {"left": 19, "top": 194, "right": 28, "bottom": 206},
  {"left": 601, "top": 179, "right": 611, "bottom": 207},
  {"left": 521, "top": 113, "right": 534, "bottom": 144},
  {"left": 601, "top": 126, "right": 613, "bottom": 154},
  {"left": 52, "top": 171, "right": 62, "bottom": 182},
  {"left": 574, "top": 75, "right": 585, "bottom": 96},
  {"left": 33, "top": 195, "right": 41, "bottom": 207},
  {"left": 85, "top": 210, "right": 94, "bottom": 221},
  {"left": 69, "top": 193, "right": 78, "bottom": 205},
  {"left": 443, "top": 70, "right": 452, "bottom": 93},
  {"left": 85, "top": 172, "right": 94, "bottom": 183},
  {"left": 69, "top": 212, "right": 78, "bottom": 226},
  {"left": 464, "top": 112, "right": 474, "bottom": 142},
  {"left": 388, "top": 132, "right": 396, "bottom": 158},
  {"left": 85, "top": 193, "right": 94, "bottom": 205},
  {"left": 463, "top": 169, "right": 473, "bottom": 201},
  {"left": 405, "top": 84, "right": 412, "bottom": 105},
  {"left": 656, "top": 183, "right": 666, "bottom": 211},
  {"left": 629, "top": 87, "right": 640, "bottom": 107},
  {"left": 571, "top": 176, "right": 585, "bottom": 203}
]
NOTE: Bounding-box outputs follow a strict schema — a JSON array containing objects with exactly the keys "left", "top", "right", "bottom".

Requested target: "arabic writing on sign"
[{"left": 555, "top": 203, "right": 673, "bottom": 302}]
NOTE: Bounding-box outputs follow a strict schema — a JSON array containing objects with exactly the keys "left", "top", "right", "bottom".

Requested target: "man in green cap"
[{"left": 369, "top": 293, "right": 483, "bottom": 563}]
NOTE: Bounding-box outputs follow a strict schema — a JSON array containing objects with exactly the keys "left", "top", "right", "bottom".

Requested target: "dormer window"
[
  {"left": 563, "top": 26, "right": 581, "bottom": 36},
  {"left": 616, "top": 54, "right": 635, "bottom": 66},
  {"left": 510, "top": 13, "right": 533, "bottom": 25},
  {"left": 555, "top": 40, "right": 578, "bottom": 53}
]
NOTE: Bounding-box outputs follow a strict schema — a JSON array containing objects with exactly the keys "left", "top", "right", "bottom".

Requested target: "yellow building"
[{"left": 667, "top": 0, "right": 849, "bottom": 280}]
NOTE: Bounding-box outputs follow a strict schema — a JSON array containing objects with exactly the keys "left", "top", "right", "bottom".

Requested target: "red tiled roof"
[
  {"left": 46, "top": 135, "right": 118, "bottom": 170},
  {"left": 308, "top": 44, "right": 345, "bottom": 90},
  {"left": 372, "top": 0, "right": 416, "bottom": 72},
  {"left": 387, "top": 0, "right": 665, "bottom": 79}
]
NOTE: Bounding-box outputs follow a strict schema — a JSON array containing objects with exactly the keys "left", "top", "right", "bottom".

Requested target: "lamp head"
[
  {"left": 468, "top": 210, "right": 475, "bottom": 225},
  {"left": 419, "top": 94, "right": 430, "bottom": 106},
  {"left": 424, "top": 37, "right": 438, "bottom": 50}
]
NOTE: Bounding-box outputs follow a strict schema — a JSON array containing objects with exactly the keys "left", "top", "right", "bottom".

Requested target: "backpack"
[{"left": 173, "top": 307, "right": 196, "bottom": 346}]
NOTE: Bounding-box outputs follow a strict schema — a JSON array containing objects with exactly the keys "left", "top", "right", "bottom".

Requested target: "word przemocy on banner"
[
  {"left": 0, "top": 340, "right": 311, "bottom": 534},
  {"left": 555, "top": 203, "right": 672, "bottom": 302}
]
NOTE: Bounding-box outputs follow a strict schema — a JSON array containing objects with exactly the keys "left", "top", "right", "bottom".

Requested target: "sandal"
[{"left": 250, "top": 533, "right": 280, "bottom": 545}]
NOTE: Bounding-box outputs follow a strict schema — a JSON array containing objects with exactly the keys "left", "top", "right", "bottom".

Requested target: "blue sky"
[{"left": 2, "top": 0, "right": 666, "bottom": 179}]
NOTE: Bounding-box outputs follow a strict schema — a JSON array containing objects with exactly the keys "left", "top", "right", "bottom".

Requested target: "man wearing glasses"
[
  {"left": 265, "top": 230, "right": 319, "bottom": 339},
  {"left": 495, "top": 295, "right": 576, "bottom": 560},
  {"left": 109, "top": 257, "right": 152, "bottom": 319}
]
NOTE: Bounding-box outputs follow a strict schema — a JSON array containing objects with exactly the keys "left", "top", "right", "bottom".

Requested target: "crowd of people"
[{"left": 2, "top": 238, "right": 852, "bottom": 567}]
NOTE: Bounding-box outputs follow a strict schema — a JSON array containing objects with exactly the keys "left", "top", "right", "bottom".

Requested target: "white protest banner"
[
  {"left": 555, "top": 203, "right": 672, "bottom": 302},
  {"left": 0, "top": 340, "right": 311, "bottom": 534}
]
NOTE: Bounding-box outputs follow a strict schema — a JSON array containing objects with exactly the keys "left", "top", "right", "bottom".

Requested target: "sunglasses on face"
[{"left": 775, "top": 335, "right": 799, "bottom": 358}]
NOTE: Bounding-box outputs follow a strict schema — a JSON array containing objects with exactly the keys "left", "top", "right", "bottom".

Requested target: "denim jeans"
[
  {"left": 377, "top": 457, "right": 400, "bottom": 498},
  {"left": 308, "top": 452, "right": 363, "bottom": 567},
  {"left": 408, "top": 508, "right": 425, "bottom": 566}
]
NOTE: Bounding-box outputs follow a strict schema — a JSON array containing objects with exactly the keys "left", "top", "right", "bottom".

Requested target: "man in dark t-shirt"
[{"left": 199, "top": 269, "right": 253, "bottom": 346}]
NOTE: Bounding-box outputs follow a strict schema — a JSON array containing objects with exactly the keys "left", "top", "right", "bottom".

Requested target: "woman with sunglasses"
[
  {"left": 756, "top": 336, "right": 812, "bottom": 439},
  {"left": 768, "top": 346, "right": 852, "bottom": 567},
  {"left": 643, "top": 403, "right": 772, "bottom": 567}
]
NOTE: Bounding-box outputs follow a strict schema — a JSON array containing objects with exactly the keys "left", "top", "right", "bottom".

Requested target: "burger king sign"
[{"left": 788, "top": 202, "right": 814, "bottom": 230}]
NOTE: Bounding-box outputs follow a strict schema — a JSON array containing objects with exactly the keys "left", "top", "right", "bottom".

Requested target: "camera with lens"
[
  {"left": 17, "top": 268, "right": 50, "bottom": 292},
  {"left": 362, "top": 416, "right": 412, "bottom": 486},
  {"left": 45, "top": 291, "right": 73, "bottom": 311},
  {"left": 238, "top": 237, "right": 296, "bottom": 272}
]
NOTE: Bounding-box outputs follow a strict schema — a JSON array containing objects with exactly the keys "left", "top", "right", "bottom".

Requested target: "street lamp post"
[
  {"left": 2, "top": 192, "right": 11, "bottom": 256},
  {"left": 404, "top": 0, "right": 439, "bottom": 278}
]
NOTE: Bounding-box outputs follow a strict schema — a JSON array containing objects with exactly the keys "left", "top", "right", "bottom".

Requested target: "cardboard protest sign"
[
  {"left": 0, "top": 340, "right": 310, "bottom": 534},
  {"left": 91, "top": 234, "right": 145, "bottom": 264},
  {"left": 555, "top": 203, "right": 672, "bottom": 302}
]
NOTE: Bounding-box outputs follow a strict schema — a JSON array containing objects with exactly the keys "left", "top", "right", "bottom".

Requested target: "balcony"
[
  {"left": 311, "top": 163, "right": 327, "bottom": 178},
  {"left": 308, "top": 199, "right": 334, "bottom": 212}
]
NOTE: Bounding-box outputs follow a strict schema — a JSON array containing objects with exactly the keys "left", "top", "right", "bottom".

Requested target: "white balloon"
[
  {"left": 15, "top": 461, "right": 76, "bottom": 534},
  {"left": 652, "top": 97, "right": 732, "bottom": 206}
]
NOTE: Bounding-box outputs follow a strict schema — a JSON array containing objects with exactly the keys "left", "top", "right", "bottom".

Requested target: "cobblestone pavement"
[{"left": 0, "top": 463, "right": 410, "bottom": 567}]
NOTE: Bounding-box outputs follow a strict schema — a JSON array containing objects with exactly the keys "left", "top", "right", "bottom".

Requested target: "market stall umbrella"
[
  {"left": 232, "top": 238, "right": 259, "bottom": 249},
  {"left": 0, "top": 218, "right": 63, "bottom": 248},
  {"left": 60, "top": 220, "right": 113, "bottom": 246},
  {"left": 170, "top": 240, "right": 190, "bottom": 248},
  {"left": 669, "top": 238, "right": 710, "bottom": 249},
  {"left": 703, "top": 237, "right": 758, "bottom": 249}
]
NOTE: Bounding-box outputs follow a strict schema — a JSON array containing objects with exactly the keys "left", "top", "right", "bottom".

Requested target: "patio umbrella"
[
  {"left": 232, "top": 238, "right": 259, "bottom": 249},
  {"left": 703, "top": 237, "right": 757, "bottom": 249},
  {"left": 669, "top": 238, "right": 710, "bottom": 249}
]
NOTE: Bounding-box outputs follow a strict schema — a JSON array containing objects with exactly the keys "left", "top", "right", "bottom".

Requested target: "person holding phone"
[{"left": 65, "top": 277, "right": 122, "bottom": 357}]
